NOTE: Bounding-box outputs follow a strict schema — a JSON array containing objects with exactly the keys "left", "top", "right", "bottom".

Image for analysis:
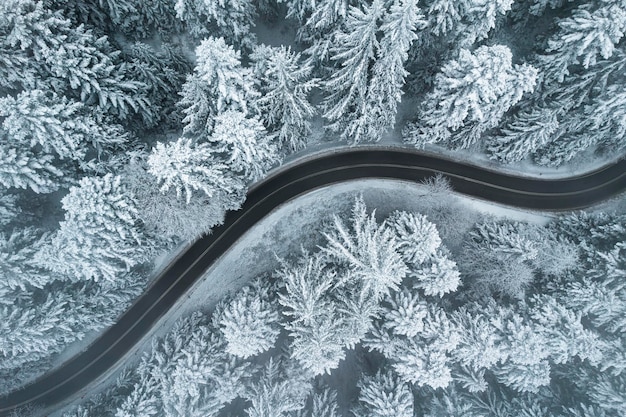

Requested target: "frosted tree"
[
  {"left": 174, "top": 0, "right": 258, "bottom": 47},
  {"left": 208, "top": 110, "right": 281, "bottom": 180},
  {"left": 277, "top": 256, "right": 348, "bottom": 375},
  {"left": 179, "top": 37, "right": 257, "bottom": 137},
  {"left": 0, "top": 228, "right": 51, "bottom": 290},
  {"left": 488, "top": 106, "right": 561, "bottom": 163},
  {"left": 365, "top": 303, "right": 460, "bottom": 389},
  {"left": 321, "top": 0, "right": 384, "bottom": 143},
  {"left": 35, "top": 174, "right": 147, "bottom": 282},
  {"left": 403, "top": 45, "right": 537, "bottom": 149},
  {"left": 537, "top": 2, "right": 626, "bottom": 83},
  {"left": 365, "top": 0, "right": 427, "bottom": 139},
  {"left": 381, "top": 288, "right": 429, "bottom": 338},
  {"left": 321, "top": 197, "right": 408, "bottom": 300},
  {"left": 251, "top": 45, "right": 318, "bottom": 152},
  {"left": 388, "top": 211, "right": 441, "bottom": 265},
  {"left": 147, "top": 137, "right": 245, "bottom": 204},
  {"left": 297, "top": 0, "right": 350, "bottom": 66},
  {"left": 0, "top": 143, "right": 63, "bottom": 193},
  {"left": 121, "top": 42, "right": 191, "bottom": 128},
  {"left": 411, "top": 249, "right": 461, "bottom": 297},
  {"left": 124, "top": 158, "right": 242, "bottom": 242},
  {"left": 244, "top": 357, "right": 312, "bottom": 417},
  {"left": 0, "top": 90, "right": 127, "bottom": 160},
  {"left": 0, "top": 194, "right": 20, "bottom": 227},
  {"left": 214, "top": 278, "right": 281, "bottom": 359},
  {"left": 351, "top": 369, "right": 413, "bottom": 417}
]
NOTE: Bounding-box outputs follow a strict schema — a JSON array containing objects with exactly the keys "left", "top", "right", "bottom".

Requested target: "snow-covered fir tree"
[
  {"left": 174, "top": 0, "right": 258, "bottom": 48},
  {"left": 321, "top": 197, "right": 408, "bottom": 300},
  {"left": 147, "top": 137, "right": 245, "bottom": 204},
  {"left": 321, "top": 0, "right": 384, "bottom": 143},
  {"left": 403, "top": 45, "right": 537, "bottom": 149},
  {"left": 179, "top": 37, "right": 257, "bottom": 138},
  {"left": 537, "top": 1, "right": 626, "bottom": 83},
  {"left": 244, "top": 357, "right": 312, "bottom": 417},
  {"left": 251, "top": 45, "right": 318, "bottom": 152},
  {"left": 214, "top": 278, "right": 281, "bottom": 359},
  {"left": 35, "top": 174, "right": 147, "bottom": 282},
  {"left": 351, "top": 369, "right": 414, "bottom": 417},
  {"left": 208, "top": 110, "right": 281, "bottom": 181}
]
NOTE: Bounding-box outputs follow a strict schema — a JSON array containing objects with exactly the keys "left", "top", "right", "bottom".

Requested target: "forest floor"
[{"left": 50, "top": 177, "right": 550, "bottom": 417}]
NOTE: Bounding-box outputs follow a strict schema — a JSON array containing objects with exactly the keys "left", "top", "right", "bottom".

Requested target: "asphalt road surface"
[{"left": 2, "top": 148, "right": 625, "bottom": 416}]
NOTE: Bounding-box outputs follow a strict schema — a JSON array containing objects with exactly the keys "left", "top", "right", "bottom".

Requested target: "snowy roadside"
[{"left": 48, "top": 178, "right": 550, "bottom": 417}]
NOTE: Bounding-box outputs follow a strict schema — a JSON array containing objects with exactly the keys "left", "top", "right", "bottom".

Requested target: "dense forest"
[
  {"left": 61, "top": 197, "right": 626, "bottom": 417},
  {"left": 0, "top": 0, "right": 625, "bottom": 414}
]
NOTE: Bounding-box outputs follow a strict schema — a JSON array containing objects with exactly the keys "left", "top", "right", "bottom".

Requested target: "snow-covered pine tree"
[
  {"left": 208, "top": 110, "right": 281, "bottom": 181},
  {"left": 147, "top": 137, "right": 245, "bottom": 204},
  {"left": 388, "top": 211, "right": 441, "bottom": 265},
  {"left": 381, "top": 288, "right": 429, "bottom": 338},
  {"left": 403, "top": 45, "right": 537, "bottom": 149},
  {"left": 537, "top": 1, "right": 626, "bottom": 84},
  {"left": 426, "top": 0, "right": 514, "bottom": 47},
  {"left": 0, "top": 90, "right": 127, "bottom": 161},
  {"left": 277, "top": 256, "right": 348, "bottom": 375},
  {"left": 488, "top": 106, "right": 561, "bottom": 163},
  {"left": 365, "top": 0, "right": 427, "bottom": 140},
  {"left": 178, "top": 37, "right": 258, "bottom": 137},
  {"left": 174, "top": 0, "right": 258, "bottom": 48},
  {"left": 0, "top": 142, "right": 64, "bottom": 194},
  {"left": 364, "top": 302, "right": 460, "bottom": 389},
  {"left": 35, "top": 174, "right": 147, "bottom": 282},
  {"left": 0, "top": 0, "right": 154, "bottom": 124},
  {"left": 251, "top": 45, "right": 318, "bottom": 152},
  {"left": 120, "top": 42, "right": 191, "bottom": 128},
  {"left": 321, "top": 196, "right": 408, "bottom": 301},
  {"left": 297, "top": 0, "right": 350, "bottom": 67},
  {"left": 244, "top": 357, "right": 313, "bottom": 417},
  {"left": 321, "top": 0, "right": 384, "bottom": 143},
  {"left": 124, "top": 158, "right": 240, "bottom": 242},
  {"left": 0, "top": 228, "right": 51, "bottom": 290},
  {"left": 411, "top": 249, "right": 461, "bottom": 297},
  {"left": 214, "top": 278, "right": 281, "bottom": 359},
  {"left": 351, "top": 369, "right": 414, "bottom": 417}
]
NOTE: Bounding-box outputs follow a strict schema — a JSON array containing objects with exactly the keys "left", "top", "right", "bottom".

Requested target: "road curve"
[{"left": 1, "top": 148, "right": 625, "bottom": 415}]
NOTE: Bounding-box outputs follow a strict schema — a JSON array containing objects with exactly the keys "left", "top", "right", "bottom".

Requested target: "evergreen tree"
[
  {"left": 0, "top": 228, "right": 51, "bottom": 290},
  {"left": 208, "top": 110, "right": 281, "bottom": 181},
  {"left": 147, "top": 137, "right": 245, "bottom": 204},
  {"left": 214, "top": 278, "right": 281, "bottom": 359},
  {"left": 277, "top": 256, "right": 348, "bottom": 376},
  {"left": 351, "top": 369, "right": 413, "bottom": 417},
  {"left": 178, "top": 37, "right": 257, "bottom": 137},
  {"left": 124, "top": 158, "right": 242, "bottom": 242},
  {"left": 426, "top": 0, "right": 514, "bottom": 47},
  {"left": 35, "top": 174, "right": 147, "bottom": 282},
  {"left": 321, "top": 196, "right": 408, "bottom": 300},
  {"left": 174, "top": 0, "right": 258, "bottom": 48},
  {"left": 365, "top": 0, "right": 427, "bottom": 139},
  {"left": 321, "top": 0, "right": 384, "bottom": 143},
  {"left": 381, "top": 288, "right": 428, "bottom": 338},
  {"left": 251, "top": 45, "right": 318, "bottom": 152},
  {"left": 388, "top": 211, "right": 441, "bottom": 265},
  {"left": 0, "top": 142, "right": 64, "bottom": 193},
  {"left": 0, "top": 89, "right": 128, "bottom": 161},
  {"left": 403, "top": 45, "right": 537, "bottom": 149},
  {"left": 537, "top": 2, "right": 626, "bottom": 83},
  {"left": 411, "top": 249, "right": 461, "bottom": 297},
  {"left": 244, "top": 357, "right": 312, "bottom": 417}
]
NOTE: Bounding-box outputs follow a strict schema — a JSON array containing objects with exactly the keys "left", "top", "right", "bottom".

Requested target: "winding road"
[{"left": 1, "top": 148, "right": 625, "bottom": 416}]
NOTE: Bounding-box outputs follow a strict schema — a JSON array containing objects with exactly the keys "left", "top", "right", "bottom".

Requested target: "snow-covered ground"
[{"left": 49, "top": 177, "right": 550, "bottom": 417}]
